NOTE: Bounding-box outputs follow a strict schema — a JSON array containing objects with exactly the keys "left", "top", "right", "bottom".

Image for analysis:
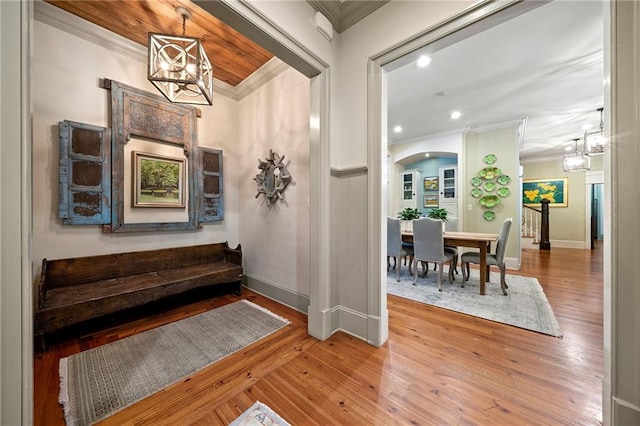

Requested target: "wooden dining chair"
[
  {"left": 461, "top": 217, "right": 513, "bottom": 295},
  {"left": 411, "top": 217, "right": 455, "bottom": 291}
]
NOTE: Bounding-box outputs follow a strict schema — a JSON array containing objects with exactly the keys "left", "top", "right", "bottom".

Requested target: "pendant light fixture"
[
  {"left": 563, "top": 138, "right": 591, "bottom": 172},
  {"left": 584, "top": 107, "right": 605, "bottom": 156},
  {"left": 148, "top": 7, "right": 213, "bottom": 105}
]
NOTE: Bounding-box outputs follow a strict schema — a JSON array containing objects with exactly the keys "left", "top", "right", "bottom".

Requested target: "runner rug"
[
  {"left": 59, "top": 300, "right": 290, "bottom": 426},
  {"left": 387, "top": 267, "right": 561, "bottom": 337}
]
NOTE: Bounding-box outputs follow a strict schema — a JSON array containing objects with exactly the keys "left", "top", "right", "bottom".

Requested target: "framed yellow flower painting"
[{"left": 522, "top": 178, "right": 568, "bottom": 207}]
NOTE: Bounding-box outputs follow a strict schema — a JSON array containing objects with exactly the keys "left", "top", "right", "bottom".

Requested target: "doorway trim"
[
  {"left": 585, "top": 170, "right": 604, "bottom": 248},
  {"left": 192, "top": 1, "right": 333, "bottom": 340},
  {"left": 367, "top": 0, "right": 544, "bottom": 347}
]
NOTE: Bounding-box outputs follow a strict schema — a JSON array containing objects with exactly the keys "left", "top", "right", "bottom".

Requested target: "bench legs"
[{"left": 234, "top": 282, "right": 242, "bottom": 296}]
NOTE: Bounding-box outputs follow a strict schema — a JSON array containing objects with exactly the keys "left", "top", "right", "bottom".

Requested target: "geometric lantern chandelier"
[
  {"left": 563, "top": 138, "right": 591, "bottom": 172},
  {"left": 584, "top": 107, "right": 605, "bottom": 156},
  {"left": 148, "top": 7, "right": 213, "bottom": 106}
]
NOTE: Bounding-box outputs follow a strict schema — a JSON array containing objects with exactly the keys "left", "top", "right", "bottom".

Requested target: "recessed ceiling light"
[
  {"left": 424, "top": 153, "right": 430, "bottom": 158},
  {"left": 450, "top": 111, "right": 461, "bottom": 120},
  {"left": 393, "top": 125, "right": 402, "bottom": 133},
  {"left": 417, "top": 55, "right": 432, "bottom": 68}
]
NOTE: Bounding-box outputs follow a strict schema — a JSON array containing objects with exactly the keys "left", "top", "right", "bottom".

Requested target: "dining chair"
[
  {"left": 387, "top": 217, "right": 413, "bottom": 281},
  {"left": 411, "top": 217, "right": 455, "bottom": 291},
  {"left": 461, "top": 217, "right": 513, "bottom": 295},
  {"left": 426, "top": 217, "right": 458, "bottom": 274}
]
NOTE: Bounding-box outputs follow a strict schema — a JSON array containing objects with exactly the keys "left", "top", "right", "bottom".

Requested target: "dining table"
[{"left": 402, "top": 230, "right": 499, "bottom": 295}]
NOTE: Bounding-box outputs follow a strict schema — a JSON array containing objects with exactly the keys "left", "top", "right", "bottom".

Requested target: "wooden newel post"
[{"left": 539, "top": 199, "right": 551, "bottom": 250}]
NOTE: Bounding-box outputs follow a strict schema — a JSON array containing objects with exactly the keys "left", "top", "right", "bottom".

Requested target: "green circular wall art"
[
  {"left": 479, "top": 195, "right": 500, "bottom": 208},
  {"left": 483, "top": 153, "right": 497, "bottom": 164},
  {"left": 470, "top": 154, "right": 512, "bottom": 221},
  {"left": 484, "top": 182, "right": 496, "bottom": 192},
  {"left": 483, "top": 211, "right": 496, "bottom": 221},
  {"left": 497, "top": 187, "right": 510, "bottom": 198},
  {"left": 479, "top": 166, "right": 502, "bottom": 180},
  {"left": 497, "top": 174, "right": 512, "bottom": 185}
]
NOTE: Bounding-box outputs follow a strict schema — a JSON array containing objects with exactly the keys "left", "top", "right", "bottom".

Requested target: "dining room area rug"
[
  {"left": 387, "top": 267, "right": 562, "bottom": 337},
  {"left": 58, "top": 300, "right": 290, "bottom": 426}
]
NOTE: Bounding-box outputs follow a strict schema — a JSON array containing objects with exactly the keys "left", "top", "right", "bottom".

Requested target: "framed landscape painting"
[
  {"left": 522, "top": 178, "right": 568, "bottom": 207},
  {"left": 424, "top": 176, "right": 438, "bottom": 191},
  {"left": 423, "top": 194, "right": 439, "bottom": 208},
  {"left": 132, "top": 151, "right": 186, "bottom": 208}
]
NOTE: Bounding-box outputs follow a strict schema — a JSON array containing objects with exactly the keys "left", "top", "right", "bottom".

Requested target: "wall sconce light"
[
  {"left": 563, "top": 138, "right": 591, "bottom": 172},
  {"left": 148, "top": 7, "right": 213, "bottom": 105},
  {"left": 584, "top": 107, "right": 605, "bottom": 156}
]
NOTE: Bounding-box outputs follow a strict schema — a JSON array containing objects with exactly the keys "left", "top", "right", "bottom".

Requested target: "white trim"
[
  {"left": 465, "top": 116, "right": 527, "bottom": 134},
  {"left": 368, "top": 0, "right": 537, "bottom": 348},
  {"left": 21, "top": 1, "right": 34, "bottom": 423},
  {"left": 330, "top": 165, "right": 368, "bottom": 178},
  {"left": 192, "top": 0, "right": 332, "bottom": 342},
  {"left": 243, "top": 274, "right": 310, "bottom": 314},
  {"left": 550, "top": 239, "right": 587, "bottom": 249},
  {"left": 584, "top": 171, "right": 604, "bottom": 249},
  {"left": 34, "top": 0, "right": 239, "bottom": 102},
  {"left": 34, "top": 0, "right": 146, "bottom": 62}
]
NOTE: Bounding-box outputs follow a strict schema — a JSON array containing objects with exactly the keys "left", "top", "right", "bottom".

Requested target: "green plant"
[
  {"left": 397, "top": 207, "right": 421, "bottom": 220},
  {"left": 426, "top": 207, "right": 449, "bottom": 222}
]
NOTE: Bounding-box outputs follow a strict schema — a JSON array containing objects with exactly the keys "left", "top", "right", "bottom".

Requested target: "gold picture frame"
[{"left": 132, "top": 151, "right": 186, "bottom": 208}]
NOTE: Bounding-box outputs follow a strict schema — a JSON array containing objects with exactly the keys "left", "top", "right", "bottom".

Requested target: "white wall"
[
  {"left": 336, "top": 1, "right": 474, "bottom": 168},
  {"left": 32, "top": 18, "right": 241, "bottom": 270},
  {"left": 238, "top": 68, "right": 311, "bottom": 297}
]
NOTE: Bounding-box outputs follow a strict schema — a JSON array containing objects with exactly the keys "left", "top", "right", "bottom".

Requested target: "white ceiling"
[{"left": 386, "top": 1, "right": 604, "bottom": 162}]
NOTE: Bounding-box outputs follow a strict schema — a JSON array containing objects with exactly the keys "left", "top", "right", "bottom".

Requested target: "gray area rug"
[
  {"left": 59, "top": 300, "right": 290, "bottom": 426},
  {"left": 387, "top": 267, "right": 561, "bottom": 337}
]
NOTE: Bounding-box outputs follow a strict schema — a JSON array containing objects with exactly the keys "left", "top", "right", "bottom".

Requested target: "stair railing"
[{"left": 522, "top": 198, "right": 551, "bottom": 250}]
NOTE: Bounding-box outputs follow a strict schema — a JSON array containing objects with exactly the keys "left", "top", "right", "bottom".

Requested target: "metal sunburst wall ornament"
[{"left": 254, "top": 150, "right": 292, "bottom": 205}]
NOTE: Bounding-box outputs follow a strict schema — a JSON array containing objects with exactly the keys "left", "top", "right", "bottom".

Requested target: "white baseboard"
[
  {"left": 521, "top": 238, "right": 588, "bottom": 249},
  {"left": 244, "top": 274, "right": 309, "bottom": 314},
  {"left": 550, "top": 239, "right": 587, "bottom": 249}
]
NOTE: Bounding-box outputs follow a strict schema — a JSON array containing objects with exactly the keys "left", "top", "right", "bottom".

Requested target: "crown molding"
[
  {"left": 34, "top": 0, "right": 238, "bottom": 101},
  {"left": 236, "top": 57, "right": 289, "bottom": 100},
  {"left": 306, "top": 0, "right": 389, "bottom": 33}
]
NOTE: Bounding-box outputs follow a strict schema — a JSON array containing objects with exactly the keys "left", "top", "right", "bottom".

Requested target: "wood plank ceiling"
[{"left": 45, "top": 0, "right": 274, "bottom": 87}]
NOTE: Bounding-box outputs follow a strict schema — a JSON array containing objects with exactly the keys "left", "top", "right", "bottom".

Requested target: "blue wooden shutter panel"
[
  {"left": 199, "top": 147, "right": 223, "bottom": 222},
  {"left": 58, "top": 120, "right": 111, "bottom": 225}
]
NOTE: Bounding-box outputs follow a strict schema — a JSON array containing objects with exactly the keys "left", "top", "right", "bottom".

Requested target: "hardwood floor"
[{"left": 34, "top": 245, "right": 603, "bottom": 425}]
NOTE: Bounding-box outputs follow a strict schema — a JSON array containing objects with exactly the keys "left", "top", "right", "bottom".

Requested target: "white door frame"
[{"left": 585, "top": 170, "right": 604, "bottom": 248}]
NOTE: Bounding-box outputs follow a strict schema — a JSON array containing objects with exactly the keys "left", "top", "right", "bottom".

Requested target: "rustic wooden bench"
[{"left": 35, "top": 242, "right": 242, "bottom": 347}]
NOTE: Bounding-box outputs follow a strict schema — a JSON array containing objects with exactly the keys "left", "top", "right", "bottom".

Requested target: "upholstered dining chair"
[
  {"left": 461, "top": 217, "right": 513, "bottom": 295},
  {"left": 411, "top": 217, "right": 455, "bottom": 291},
  {"left": 387, "top": 217, "right": 413, "bottom": 281},
  {"left": 426, "top": 218, "right": 458, "bottom": 274}
]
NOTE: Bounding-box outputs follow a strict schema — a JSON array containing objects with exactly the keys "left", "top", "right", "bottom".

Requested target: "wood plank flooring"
[{"left": 34, "top": 245, "right": 603, "bottom": 425}]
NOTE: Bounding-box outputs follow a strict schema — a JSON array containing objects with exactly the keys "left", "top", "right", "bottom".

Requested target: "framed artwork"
[
  {"left": 132, "top": 151, "right": 186, "bottom": 208},
  {"left": 423, "top": 194, "right": 439, "bottom": 208},
  {"left": 522, "top": 177, "right": 568, "bottom": 207},
  {"left": 424, "top": 176, "right": 438, "bottom": 191}
]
